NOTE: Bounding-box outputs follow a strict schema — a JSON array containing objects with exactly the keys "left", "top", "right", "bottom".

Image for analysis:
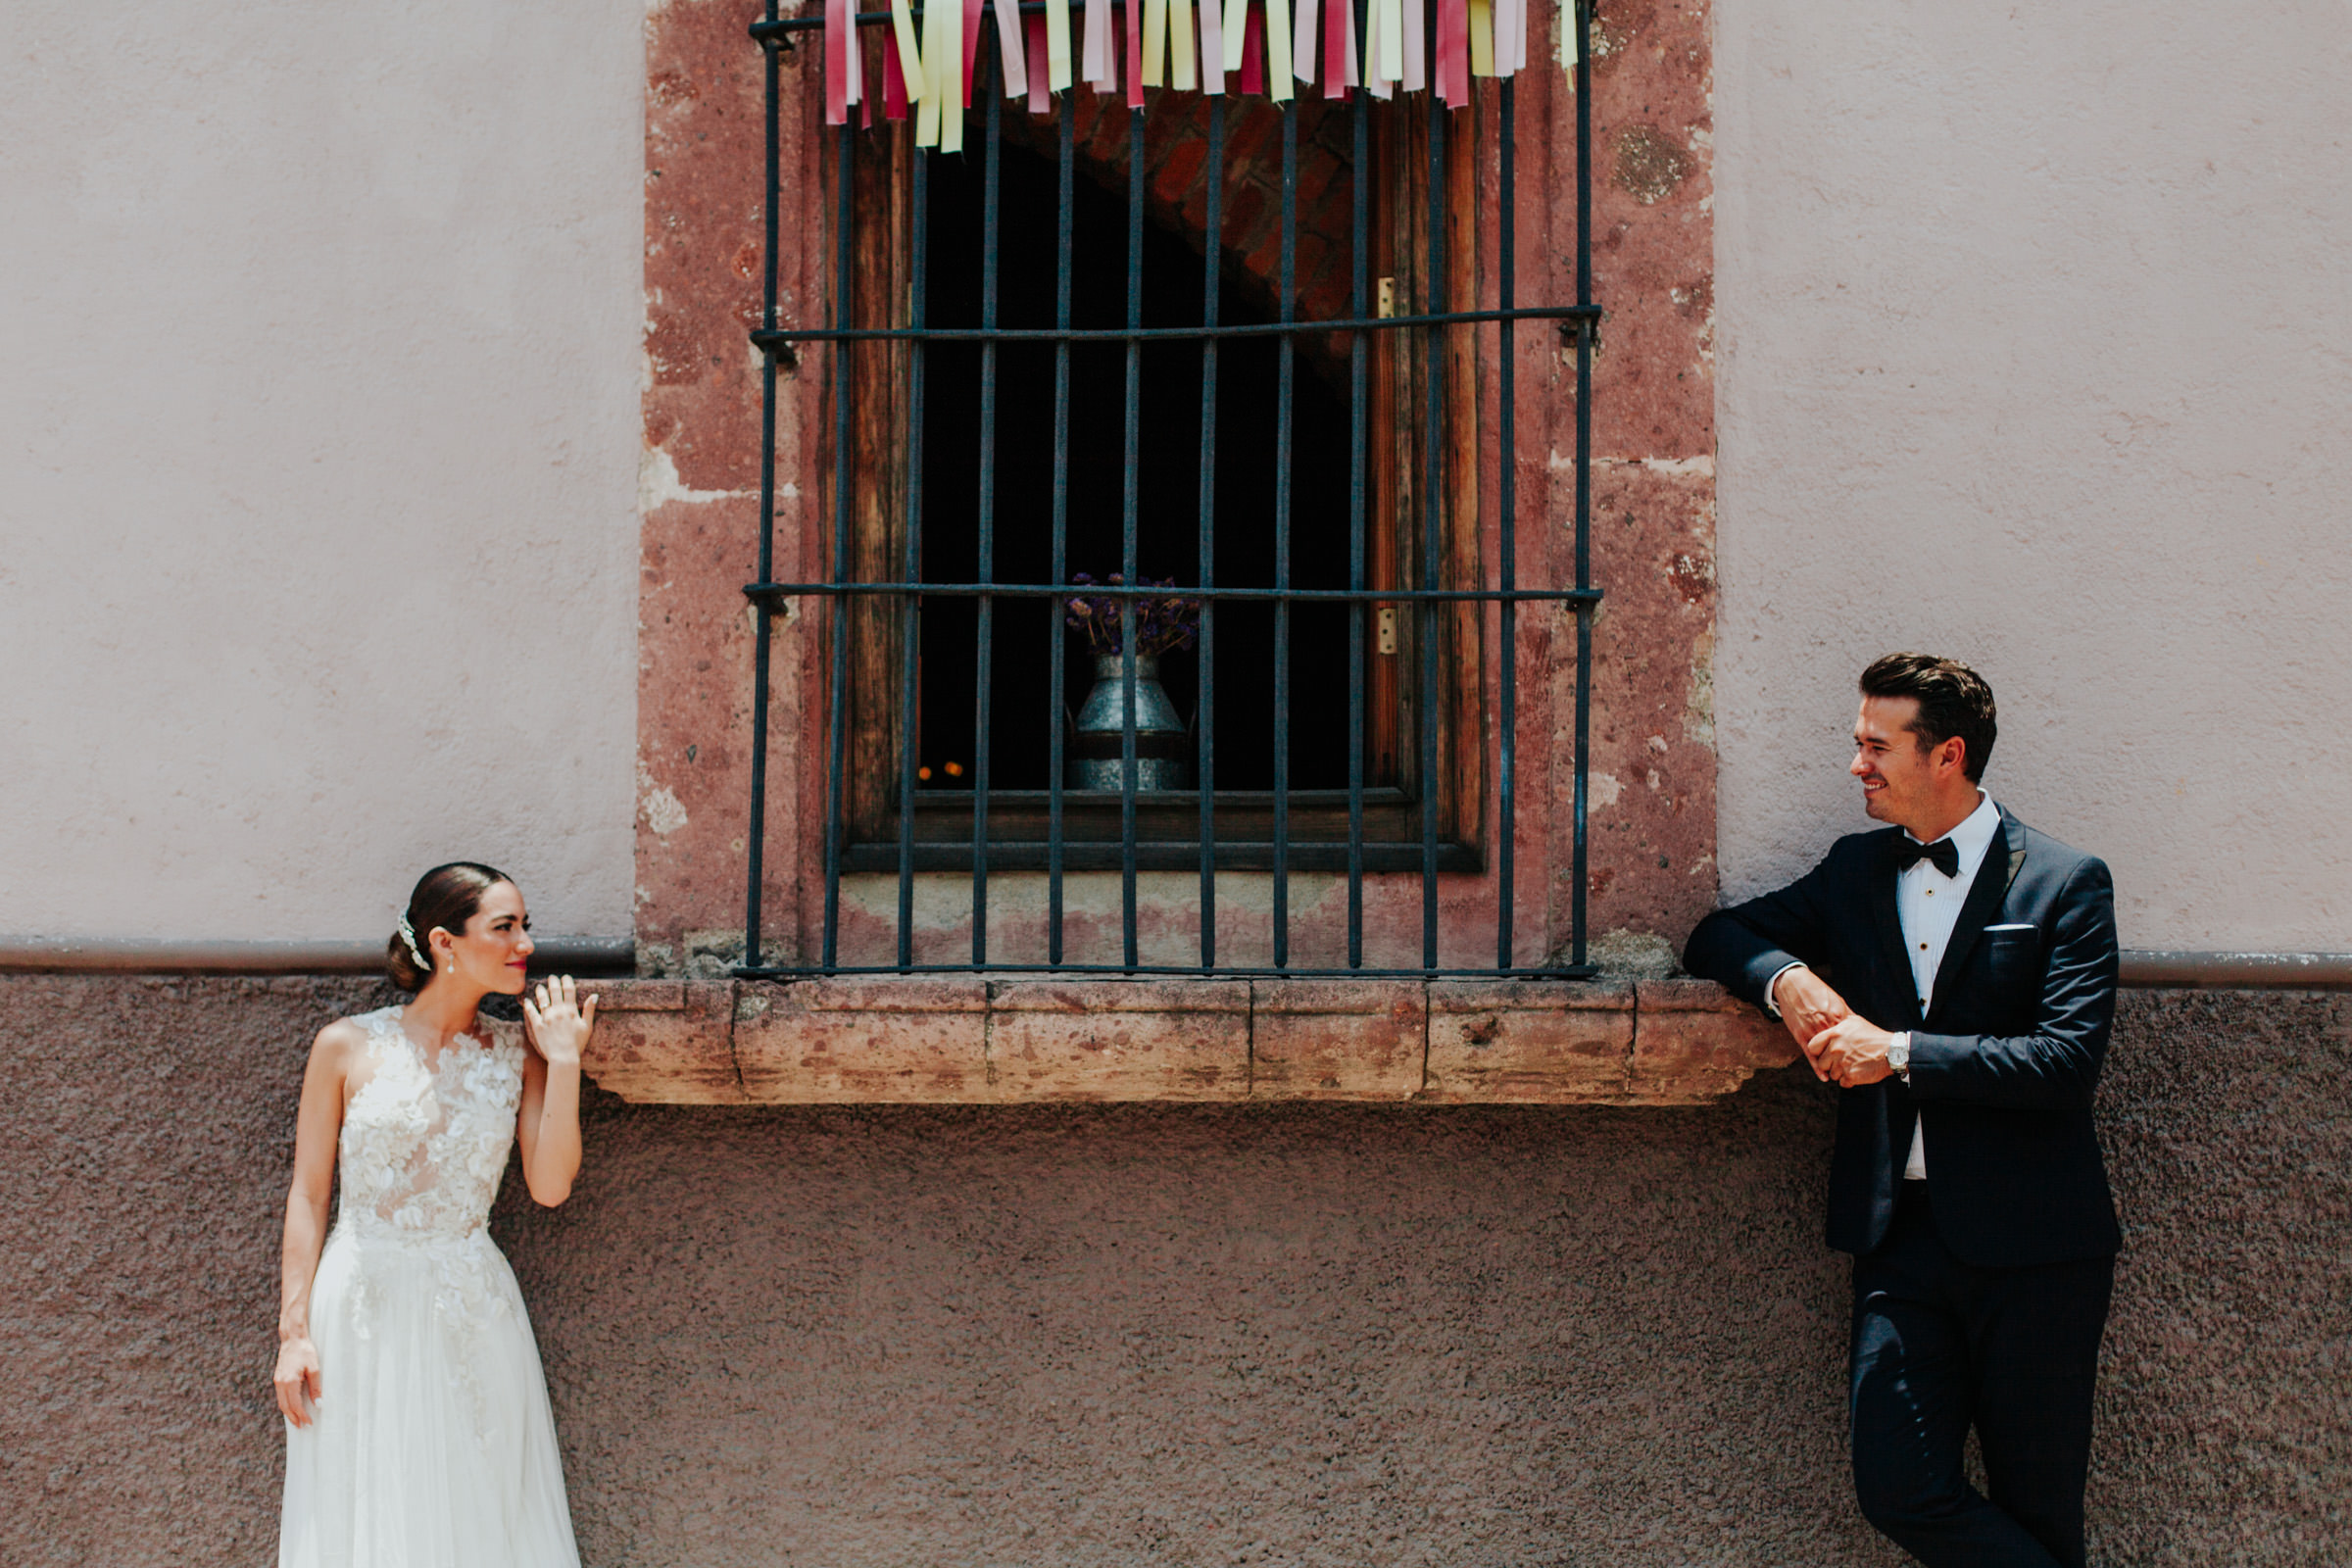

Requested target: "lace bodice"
[{"left": 337, "top": 1006, "right": 524, "bottom": 1243}]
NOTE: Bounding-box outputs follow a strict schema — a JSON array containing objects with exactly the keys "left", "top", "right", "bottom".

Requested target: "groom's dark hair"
[{"left": 1860, "top": 653, "right": 1997, "bottom": 782}]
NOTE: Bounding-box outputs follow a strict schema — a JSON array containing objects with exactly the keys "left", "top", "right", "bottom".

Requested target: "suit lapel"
[
  {"left": 1925, "top": 808, "right": 2028, "bottom": 1023},
  {"left": 1870, "top": 832, "right": 1919, "bottom": 1026}
]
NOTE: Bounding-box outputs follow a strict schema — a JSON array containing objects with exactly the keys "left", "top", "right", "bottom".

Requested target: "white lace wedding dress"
[{"left": 280, "top": 1006, "right": 579, "bottom": 1567}]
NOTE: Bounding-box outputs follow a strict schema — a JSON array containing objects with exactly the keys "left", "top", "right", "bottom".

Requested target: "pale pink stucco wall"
[
  {"left": 0, "top": 0, "right": 645, "bottom": 944},
  {"left": 1712, "top": 1, "right": 2352, "bottom": 949}
]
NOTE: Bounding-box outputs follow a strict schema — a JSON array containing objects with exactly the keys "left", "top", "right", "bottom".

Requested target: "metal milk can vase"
[{"left": 1068, "top": 654, "right": 1193, "bottom": 790}]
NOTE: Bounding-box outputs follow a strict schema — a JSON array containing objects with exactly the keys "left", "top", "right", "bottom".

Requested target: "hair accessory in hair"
[{"left": 397, "top": 914, "right": 434, "bottom": 974}]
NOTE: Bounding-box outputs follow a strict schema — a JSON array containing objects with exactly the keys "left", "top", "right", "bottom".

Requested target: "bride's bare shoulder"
[{"left": 311, "top": 1012, "right": 382, "bottom": 1062}]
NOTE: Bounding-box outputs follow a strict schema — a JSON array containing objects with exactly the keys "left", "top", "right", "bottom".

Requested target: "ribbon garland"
[{"left": 828, "top": 0, "right": 1565, "bottom": 142}]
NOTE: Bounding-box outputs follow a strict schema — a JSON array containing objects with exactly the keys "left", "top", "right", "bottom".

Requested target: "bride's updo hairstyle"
[{"left": 386, "top": 861, "right": 514, "bottom": 991}]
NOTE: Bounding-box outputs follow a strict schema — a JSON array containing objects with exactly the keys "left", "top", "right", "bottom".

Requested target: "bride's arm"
[
  {"left": 517, "top": 976, "right": 595, "bottom": 1206},
  {"left": 274, "top": 1022, "right": 350, "bottom": 1429}
]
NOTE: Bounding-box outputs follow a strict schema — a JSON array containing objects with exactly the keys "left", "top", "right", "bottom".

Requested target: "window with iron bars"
[{"left": 743, "top": 0, "right": 1598, "bottom": 979}]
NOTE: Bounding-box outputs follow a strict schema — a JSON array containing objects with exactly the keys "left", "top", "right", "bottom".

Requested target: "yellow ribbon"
[
  {"left": 1263, "top": 0, "right": 1293, "bottom": 99},
  {"left": 1047, "top": 0, "right": 1074, "bottom": 89},
  {"left": 1170, "top": 0, "right": 1197, "bottom": 90},
  {"left": 889, "top": 0, "right": 927, "bottom": 103}
]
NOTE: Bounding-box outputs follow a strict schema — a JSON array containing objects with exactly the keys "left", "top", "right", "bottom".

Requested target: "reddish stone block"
[
  {"left": 1151, "top": 133, "right": 1208, "bottom": 211},
  {"left": 1218, "top": 105, "right": 1280, "bottom": 183},
  {"left": 734, "top": 978, "right": 991, "bottom": 1103},
  {"left": 989, "top": 979, "right": 1250, "bottom": 1102},
  {"left": 1631, "top": 979, "right": 1798, "bottom": 1102},
  {"left": 580, "top": 979, "right": 745, "bottom": 1104},
  {"left": 1250, "top": 979, "right": 1426, "bottom": 1101},
  {"left": 1423, "top": 980, "right": 1636, "bottom": 1102}
]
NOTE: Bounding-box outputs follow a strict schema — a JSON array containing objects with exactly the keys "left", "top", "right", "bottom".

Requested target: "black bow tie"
[{"left": 1894, "top": 837, "right": 1961, "bottom": 877}]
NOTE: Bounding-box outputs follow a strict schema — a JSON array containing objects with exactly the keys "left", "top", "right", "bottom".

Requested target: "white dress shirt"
[
  {"left": 1766, "top": 790, "right": 2003, "bottom": 1181},
  {"left": 1891, "top": 790, "right": 2003, "bottom": 1179}
]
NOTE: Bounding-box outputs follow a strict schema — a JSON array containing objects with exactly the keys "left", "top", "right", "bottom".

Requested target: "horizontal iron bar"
[
  {"left": 907, "top": 787, "right": 1413, "bottom": 807},
  {"left": 736, "top": 962, "right": 1604, "bottom": 980},
  {"left": 749, "top": 581, "right": 1601, "bottom": 605},
  {"left": 841, "top": 842, "right": 1480, "bottom": 873},
  {"left": 751, "top": 305, "right": 1598, "bottom": 349},
  {"left": 757, "top": 3, "right": 1234, "bottom": 39}
]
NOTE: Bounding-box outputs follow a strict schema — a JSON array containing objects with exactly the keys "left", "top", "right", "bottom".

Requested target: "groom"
[{"left": 1685, "top": 653, "right": 2121, "bottom": 1568}]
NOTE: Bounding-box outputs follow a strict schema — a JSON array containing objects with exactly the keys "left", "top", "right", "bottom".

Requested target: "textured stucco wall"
[
  {"left": 4, "top": 975, "right": 2343, "bottom": 1564},
  {"left": 1712, "top": 1, "right": 2352, "bottom": 949},
  {"left": 0, "top": 0, "right": 645, "bottom": 943}
]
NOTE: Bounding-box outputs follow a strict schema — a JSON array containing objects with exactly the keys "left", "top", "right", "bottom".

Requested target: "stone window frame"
[{"left": 634, "top": 0, "right": 1721, "bottom": 982}]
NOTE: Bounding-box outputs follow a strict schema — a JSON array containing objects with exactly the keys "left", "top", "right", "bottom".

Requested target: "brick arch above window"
[{"left": 992, "top": 92, "right": 1359, "bottom": 339}]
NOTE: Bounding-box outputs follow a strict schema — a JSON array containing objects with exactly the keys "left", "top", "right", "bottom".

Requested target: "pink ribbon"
[
  {"left": 825, "top": 0, "right": 852, "bottom": 124},
  {"left": 964, "top": 0, "right": 986, "bottom": 105},
  {"left": 1124, "top": 0, "right": 1146, "bottom": 106},
  {"left": 1239, "top": 0, "right": 1265, "bottom": 94},
  {"left": 1200, "top": 0, "right": 1225, "bottom": 94},
  {"left": 995, "top": 0, "right": 1029, "bottom": 99},
  {"left": 1027, "top": 13, "right": 1054, "bottom": 112},
  {"left": 1323, "top": 0, "right": 1350, "bottom": 99},
  {"left": 884, "top": 25, "right": 910, "bottom": 120},
  {"left": 1437, "top": 0, "right": 1467, "bottom": 107}
]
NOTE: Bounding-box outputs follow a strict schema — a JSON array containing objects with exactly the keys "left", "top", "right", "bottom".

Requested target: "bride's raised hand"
[
  {"left": 521, "top": 974, "right": 598, "bottom": 1067},
  {"left": 274, "top": 1336, "right": 322, "bottom": 1428}
]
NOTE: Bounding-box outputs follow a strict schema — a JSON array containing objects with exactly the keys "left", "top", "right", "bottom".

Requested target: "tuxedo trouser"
[{"left": 1848, "top": 1182, "right": 2114, "bottom": 1568}]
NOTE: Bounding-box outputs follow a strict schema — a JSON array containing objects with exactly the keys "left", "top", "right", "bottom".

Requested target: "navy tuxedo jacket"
[{"left": 1684, "top": 807, "right": 2122, "bottom": 1267}]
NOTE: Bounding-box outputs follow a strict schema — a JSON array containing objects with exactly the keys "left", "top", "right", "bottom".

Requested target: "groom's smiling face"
[{"left": 1851, "top": 696, "right": 1937, "bottom": 830}]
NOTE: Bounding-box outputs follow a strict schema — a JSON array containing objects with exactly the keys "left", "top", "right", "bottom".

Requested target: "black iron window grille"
[{"left": 743, "top": 0, "right": 1598, "bottom": 978}]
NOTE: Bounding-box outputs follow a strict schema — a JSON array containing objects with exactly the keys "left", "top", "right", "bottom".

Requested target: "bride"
[{"left": 273, "top": 862, "right": 596, "bottom": 1567}]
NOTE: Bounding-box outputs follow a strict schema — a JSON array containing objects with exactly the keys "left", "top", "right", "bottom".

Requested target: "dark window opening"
[{"left": 915, "top": 138, "right": 1356, "bottom": 794}]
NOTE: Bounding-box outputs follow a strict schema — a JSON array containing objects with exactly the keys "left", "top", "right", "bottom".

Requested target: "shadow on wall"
[{"left": 0, "top": 977, "right": 2342, "bottom": 1564}]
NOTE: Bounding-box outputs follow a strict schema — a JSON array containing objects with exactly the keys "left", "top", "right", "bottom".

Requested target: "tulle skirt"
[{"left": 280, "top": 1225, "right": 579, "bottom": 1568}]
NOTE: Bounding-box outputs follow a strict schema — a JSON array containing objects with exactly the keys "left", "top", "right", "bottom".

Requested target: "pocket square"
[{"left": 1985, "top": 922, "right": 2035, "bottom": 931}]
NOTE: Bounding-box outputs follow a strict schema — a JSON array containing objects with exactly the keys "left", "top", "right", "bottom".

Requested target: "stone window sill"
[{"left": 583, "top": 977, "right": 1794, "bottom": 1106}]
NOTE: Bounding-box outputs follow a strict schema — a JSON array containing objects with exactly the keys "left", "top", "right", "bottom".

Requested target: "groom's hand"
[
  {"left": 1806, "top": 1015, "right": 1899, "bottom": 1088},
  {"left": 1772, "top": 967, "right": 1853, "bottom": 1080}
]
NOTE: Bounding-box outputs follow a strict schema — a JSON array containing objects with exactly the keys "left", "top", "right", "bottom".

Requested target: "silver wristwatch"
[{"left": 1887, "top": 1031, "right": 1911, "bottom": 1084}]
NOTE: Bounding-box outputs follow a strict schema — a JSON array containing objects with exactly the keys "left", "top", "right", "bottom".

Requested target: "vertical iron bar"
[
  {"left": 897, "top": 145, "right": 930, "bottom": 970},
  {"left": 972, "top": 61, "right": 1003, "bottom": 965},
  {"left": 1197, "top": 104, "right": 1223, "bottom": 971},
  {"left": 1420, "top": 78, "right": 1445, "bottom": 970},
  {"left": 1120, "top": 105, "right": 1145, "bottom": 972},
  {"left": 1496, "top": 74, "right": 1516, "bottom": 970},
  {"left": 823, "top": 115, "right": 856, "bottom": 971},
  {"left": 745, "top": 0, "right": 783, "bottom": 971},
  {"left": 1572, "top": 0, "right": 1592, "bottom": 970},
  {"left": 1272, "top": 102, "right": 1297, "bottom": 970},
  {"left": 1347, "top": 13, "right": 1370, "bottom": 969},
  {"left": 1049, "top": 90, "right": 1074, "bottom": 965}
]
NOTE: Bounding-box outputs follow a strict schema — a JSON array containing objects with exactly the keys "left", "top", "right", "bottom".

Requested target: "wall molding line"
[
  {"left": 2115, "top": 951, "right": 2352, "bottom": 990},
  {"left": 0, "top": 937, "right": 636, "bottom": 974},
  {"left": 3, "top": 941, "right": 2345, "bottom": 991}
]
